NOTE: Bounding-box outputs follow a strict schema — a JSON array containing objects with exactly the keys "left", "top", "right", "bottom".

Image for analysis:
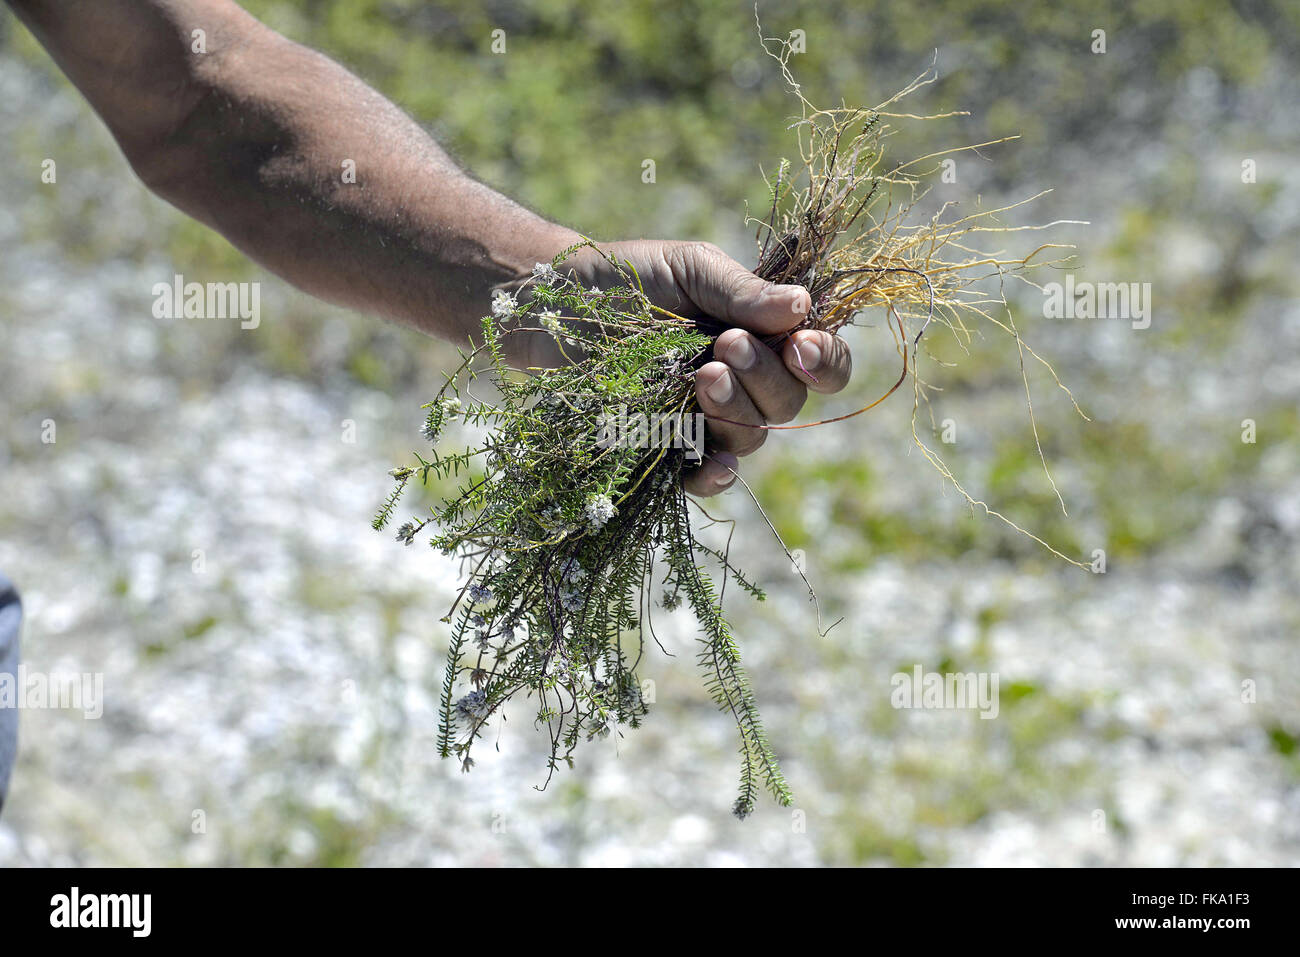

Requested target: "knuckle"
[
  {"left": 724, "top": 267, "right": 755, "bottom": 297},
  {"left": 674, "top": 241, "right": 720, "bottom": 270},
  {"left": 736, "top": 430, "right": 767, "bottom": 456},
  {"left": 683, "top": 474, "right": 709, "bottom": 495},
  {"left": 767, "top": 389, "right": 807, "bottom": 424},
  {"left": 664, "top": 241, "right": 697, "bottom": 275},
  {"left": 705, "top": 423, "right": 747, "bottom": 454}
]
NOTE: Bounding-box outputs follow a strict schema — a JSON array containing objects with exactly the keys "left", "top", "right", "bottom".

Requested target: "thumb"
[{"left": 674, "top": 242, "right": 811, "bottom": 334}]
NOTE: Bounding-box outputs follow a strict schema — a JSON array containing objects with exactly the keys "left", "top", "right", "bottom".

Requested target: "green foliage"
[{"left": 375, "top": 244, "right": 791, "bottom": 817}]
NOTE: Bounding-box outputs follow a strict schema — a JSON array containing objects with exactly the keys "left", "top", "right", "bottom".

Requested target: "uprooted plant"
[{"left": 374, "top": 33, "right": 1086, "bottom": 818}]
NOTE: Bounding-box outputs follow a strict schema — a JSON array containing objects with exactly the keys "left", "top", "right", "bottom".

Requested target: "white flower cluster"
[
  {"left": 583, "top": 493, "right": 616, "bottom": 530},
  {"left": 490, "top": 289, "right": 517, "bottom": 319},
  {"left": 471, "top": 614, "right": 491, "bottom": 651},
  {"left": 538, "top": 309, "right": 563, "bottom": 334},
  {"left": 532, "top": 261, "right": 559, "bottom": 283},
  {"left": 558, "top": 559, "right": 588, "bottom": 612},
  {"left": 455, "top": 689, "right": 491, "bottom": 722}
]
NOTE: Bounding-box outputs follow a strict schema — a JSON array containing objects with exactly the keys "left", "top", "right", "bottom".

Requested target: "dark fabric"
[{"left": 0, "top": 574, "right": 20, "bottom": 814}]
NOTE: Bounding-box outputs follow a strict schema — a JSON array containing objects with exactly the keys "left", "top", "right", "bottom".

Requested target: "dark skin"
[{"left": 6, "top": 0, "right": 854, "bottom": 495}]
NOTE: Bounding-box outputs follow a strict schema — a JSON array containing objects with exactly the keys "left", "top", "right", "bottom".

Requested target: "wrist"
[{"left": 483, "top": 222, "right": 585, "bottom": 368}]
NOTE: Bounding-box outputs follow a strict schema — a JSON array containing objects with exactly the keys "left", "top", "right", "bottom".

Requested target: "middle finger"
[
  {"left": 695, "top": 360, "right": 768, "bottom": 457},
  {"left": 714, "top": 327, "right": 807, "bottom": 424}
]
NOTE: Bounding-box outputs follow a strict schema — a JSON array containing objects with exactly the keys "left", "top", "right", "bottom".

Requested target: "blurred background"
[{"left": 1, "top": 0, "right": 1297, "bottom": 865}]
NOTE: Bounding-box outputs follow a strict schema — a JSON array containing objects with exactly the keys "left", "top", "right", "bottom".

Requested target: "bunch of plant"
[{"left": 375, "top": 33, "right": 1085, "bottom": 818}]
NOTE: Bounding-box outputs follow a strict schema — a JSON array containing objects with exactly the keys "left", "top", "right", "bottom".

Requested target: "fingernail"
[
  {"left": 800, "top": 340, "right": 823, "bottom": 372},
  {"left": 712, "top": 453, "right": 738, "bottom": 487},
  {"left": 725, "top": 335, "right": 757, "bottom": 371},
  {"left": 763, "top": 284, "right": 809, "bottom": 314},
  {"left": 762, "top": 283, "right": 800, "bottom": 296},
  {"left": 706, "top": 368, "right": 735, "bottom": 404}
]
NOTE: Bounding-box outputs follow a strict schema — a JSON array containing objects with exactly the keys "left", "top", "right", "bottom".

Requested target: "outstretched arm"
[
  {"left": 6, "top": 0, "right": 574, "bottom": 348},
  {"left": 5, "top": 0, "right": 852, "bottom": 495}
]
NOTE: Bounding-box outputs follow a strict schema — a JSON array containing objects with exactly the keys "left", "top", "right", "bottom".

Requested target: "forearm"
[{"left": 7, "top": 0, "right": 578, "bottom": 352}]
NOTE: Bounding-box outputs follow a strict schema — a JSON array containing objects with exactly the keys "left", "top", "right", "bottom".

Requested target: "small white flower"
[
  {"left": 538, "top": 309, "right": 563, "bottom": 334},
  {"left": 491, "top": 289, "right": 517, "bottom": 319},
  {"left": 468, "top": 583, "right": 493, "bottom": 603},
  {"left": 559, "top": 586, "right": 584, "bottom": 612},
  {"left": 559, "top": 559, "right": 587, "bottom": 585},
  {"left": 583, "top": 493, "right": 616, "bottom": 530},
  {"left": 456, "top": 690, "right": 491, "bottom": 721},
  {"left": 395, "top": 522, "right": 417, "bottom": 545},
  {"left": 660, "top": 348, "right": 684, "bottom": 371},
  {"left": 532, "top": 261, "right": 559, "bottom": 282}
]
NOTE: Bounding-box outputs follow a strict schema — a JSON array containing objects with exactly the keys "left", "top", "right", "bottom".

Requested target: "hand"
[{"left": 571, "top": 240, "right": 853, "bottom": 497}]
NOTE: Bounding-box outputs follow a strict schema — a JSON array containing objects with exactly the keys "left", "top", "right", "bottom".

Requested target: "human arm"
[{"left": 4, "top": 0, "right": 852, "bottom": 494}]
